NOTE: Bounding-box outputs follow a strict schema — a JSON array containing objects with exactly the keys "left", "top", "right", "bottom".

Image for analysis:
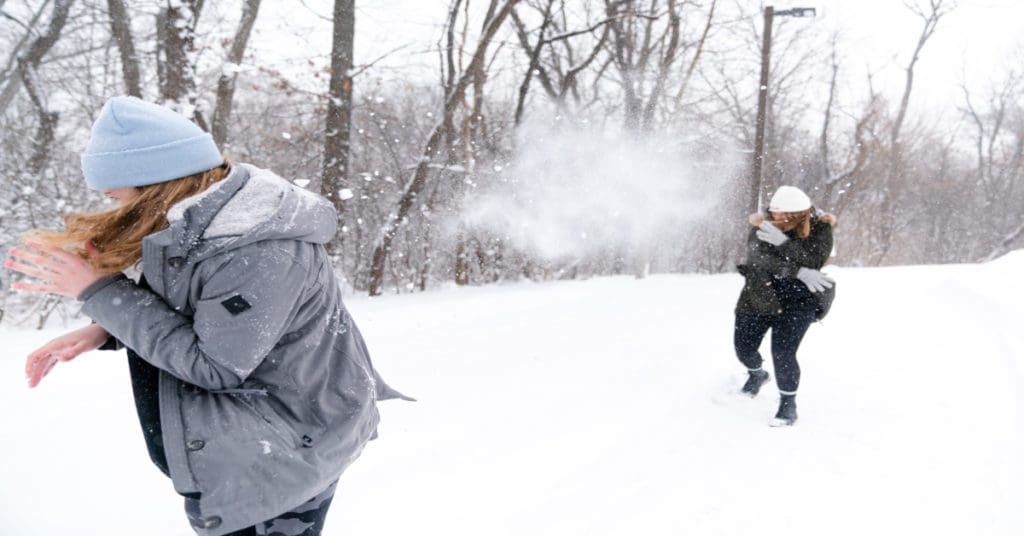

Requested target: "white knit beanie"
[{"left": 768, "top": 185, "right": 812, "bottom": 212}]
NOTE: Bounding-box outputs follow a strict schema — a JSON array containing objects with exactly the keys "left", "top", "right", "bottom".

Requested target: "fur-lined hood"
[{"left": 749, "top": 210, "right": 837, "bottom": 227}]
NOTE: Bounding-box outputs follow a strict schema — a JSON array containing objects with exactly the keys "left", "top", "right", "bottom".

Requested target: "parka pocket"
[{"left": 231, "top": 393, "right": 303, "bottom": 449}]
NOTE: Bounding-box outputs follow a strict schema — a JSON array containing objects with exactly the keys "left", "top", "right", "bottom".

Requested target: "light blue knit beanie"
[{"left": 80, "top": 96, "right": 223, "bottom": 190}]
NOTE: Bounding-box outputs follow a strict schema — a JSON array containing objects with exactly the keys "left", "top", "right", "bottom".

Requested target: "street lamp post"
[{"left": 749, "top": 5, "right": 816, "bottom": 214}]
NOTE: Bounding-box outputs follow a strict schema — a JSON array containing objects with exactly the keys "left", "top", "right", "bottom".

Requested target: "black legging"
[{"left": 733, "top": 309, "right": 815, "bottom": 393}]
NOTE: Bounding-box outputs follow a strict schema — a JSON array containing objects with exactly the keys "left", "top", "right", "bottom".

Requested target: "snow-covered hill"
[{"left": 2, "top": 254, "right": 1022, "bottom": 535}]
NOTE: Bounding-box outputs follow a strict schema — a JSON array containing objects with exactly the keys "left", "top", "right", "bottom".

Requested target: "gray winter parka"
[{"left": 79, "top": 164, "right": 406, "bottom": 535}]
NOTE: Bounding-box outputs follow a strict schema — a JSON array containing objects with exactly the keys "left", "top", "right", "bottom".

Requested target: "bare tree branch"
[
  {"left": 368, "top": 0, "right": 521, "bottom": 296},
  {"left": 0, "top": 0, "right": 73, "bottom": 115}
]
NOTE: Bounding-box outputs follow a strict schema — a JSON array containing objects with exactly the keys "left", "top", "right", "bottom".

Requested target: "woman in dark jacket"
[{"left": 734, "top": 185, "right": 836, "bottom": 426}]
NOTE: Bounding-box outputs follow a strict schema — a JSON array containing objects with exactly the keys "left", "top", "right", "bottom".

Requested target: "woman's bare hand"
[
  {"left": 25, "top": 324, "right": 110, "bottom": 388},
  {"left": 5, "top": 242, "right": 103, "bottom": 299}
]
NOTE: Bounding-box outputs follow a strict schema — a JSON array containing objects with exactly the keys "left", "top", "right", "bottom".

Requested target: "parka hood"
[{"left": 167, "top": 163, "right": 337, "bottom": 252}]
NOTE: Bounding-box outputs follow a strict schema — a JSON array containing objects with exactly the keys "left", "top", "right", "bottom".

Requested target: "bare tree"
[
  {"left": 510, "top": 0, "right": 612, "bottom": 116},
  {"left": 106, "top": 0, "right": 142, "bottom": 97},
  {"left": 512, "top": 0, "right": 555, "bottom": 125},
  {"left": 320, "top": 0, "right": 354, "bottom": 254},
  {"left": 210, "top": 0, "right": 262, "bottom": 148},
  {"left": 591, "top": 0, "right": 716, "bottom": 135},
  {"left": 0, "top": 0, "right": 75, "bottom": 114},
  {"left": 962, "top": 68, "right": 1024, "bottom": 260},
  {"left": 603, "top": 0, "right": 681, "bottom": 133},
  {"left": 21, "top": 64, "right": 59, "bottom": 175},
  {"left": 156, "top": 0, "right": 205, "bottom": 127},
  {"left": 5, "top": 0, "right": 1024, "bottom": 311},
  {"left": 871, "top": 0, "right": 952, "bottom": 264},
  {"left": 367, "top": 0, "right": 520, "bottom": 296},
  {"left": 817, "top": 35, "right": 881, "bottom": 217}
]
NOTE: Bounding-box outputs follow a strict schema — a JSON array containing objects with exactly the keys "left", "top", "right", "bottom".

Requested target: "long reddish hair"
[{"left": 27, "top": 163, "right": 229, "bottom": 274}]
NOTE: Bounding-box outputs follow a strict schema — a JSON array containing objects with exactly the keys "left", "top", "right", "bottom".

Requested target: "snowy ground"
[{"left": 1, "top": 253, "right": 1022, "bottom": 535}]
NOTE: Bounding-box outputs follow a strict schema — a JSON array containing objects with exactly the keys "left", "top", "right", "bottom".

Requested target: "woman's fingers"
[
  {"left": 41, "top": 358, "right": 57, "bottom": 380},
  {"left": 25, "top": 242, "right": 83, "bottom": 266},
  {"left": 11, "top": 281, "right": 60, "bottom": 294},
  {"left": 32, "top": 358, "right": 58, "bottom": 388},
  {"left": 8, "top": 246, "right": 66, "bottom": 274},
  {"left": 27, "top": 354, "right": 58, "bottom": 388},
  {"left": 8, "top": 243, "right": 86, "bottom": 276},
  {"left": 5, "top": 246, "right": 67, "bottom": 293},
  {"left": 26, "top": 345, "right": 58, "bottom": 373},
  {"left": 8, "top": 243, "right": 102, "bottom": 299},
  {"left": 4, "top": 258, "right": 59, "bottom": 282},
  {"left": 26, "top": 350, "right": 49, "bottom": 376}
]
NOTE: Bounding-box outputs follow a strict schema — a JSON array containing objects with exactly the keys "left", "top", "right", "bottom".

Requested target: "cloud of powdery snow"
[{"left": 458, "top": 118, "right": 740, "bottom": 261}]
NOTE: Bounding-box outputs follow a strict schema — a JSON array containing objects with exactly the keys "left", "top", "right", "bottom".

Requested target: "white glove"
[
  {"left": 756, "top": 221, "right": 788, "bottom": 246},
  {"left": 796, "top": 267, "right": 834, "bottom": 293}
]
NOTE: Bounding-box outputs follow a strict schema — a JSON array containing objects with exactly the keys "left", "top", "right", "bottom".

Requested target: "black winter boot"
[
  {"left": 771, "top": 394, "right": 798, "bottom": 426},
  {"left": 740, "top": 369, "right": 770, "bottom": 397}
]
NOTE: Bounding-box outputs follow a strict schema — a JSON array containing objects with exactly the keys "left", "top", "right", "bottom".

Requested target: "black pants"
[{"left": 733, "top": 310, "right": 815, "bottom": 394}]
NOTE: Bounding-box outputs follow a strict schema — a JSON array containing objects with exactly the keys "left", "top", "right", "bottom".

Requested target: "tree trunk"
[
  {"left": 873, "top": 0, "right": 948, "bottom": 264},
  {"left": 157, "top": 0, "right": 205, "bottom": 128},
  {"left": 106, "top": 0, "right": 142, "bottom": 97},
  {"left": 454, "top": 235, "right": 470, "bottom": 285},
  {"left": 211, "top": 0, "right": 262, "bottom": 148},
  {"left": 321, "top": 0, "right": 355, "bottom": 255},
  {"left": 21, "top": 67, "right": 59, "bottom": 176}
]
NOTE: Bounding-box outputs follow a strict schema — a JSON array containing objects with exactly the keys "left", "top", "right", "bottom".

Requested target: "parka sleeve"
[
  {"left": 800, "top": 222, "right": 833, "bottom": 269},
  {"left": 746, "top": 222, "right": 834, "bottom": 277},
  {"left": 80, "top": 242, "right": 309, "bottom": 390},
  {"left": 745, "top": 228, "right": 802, "bottom": 278}
]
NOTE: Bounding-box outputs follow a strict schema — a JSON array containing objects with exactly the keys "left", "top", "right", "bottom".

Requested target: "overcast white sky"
[
  {"left": 246, "top": 0, "right": 1023, "bottom": 114},
  {"left": 799, "top": 0, "right": 1024, "bottom": 108}
]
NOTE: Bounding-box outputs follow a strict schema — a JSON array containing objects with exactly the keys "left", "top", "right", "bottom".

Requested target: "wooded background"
[{"left": 2, "top": 0, "right": 1022, "bottom": 326}]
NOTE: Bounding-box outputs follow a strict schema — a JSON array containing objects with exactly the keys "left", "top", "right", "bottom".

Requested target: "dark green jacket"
[{"left": 735, "top": 212, "right": 835, "bottom": 316}]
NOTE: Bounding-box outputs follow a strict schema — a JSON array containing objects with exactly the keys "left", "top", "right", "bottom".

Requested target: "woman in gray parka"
[{"left": 5, "top": 96, "right": 408, "bottom": 536}]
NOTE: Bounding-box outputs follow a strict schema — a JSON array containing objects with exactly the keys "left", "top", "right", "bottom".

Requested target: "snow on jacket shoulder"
[{"left": 80, "top": 163, "right": 407, "bottom": 536}]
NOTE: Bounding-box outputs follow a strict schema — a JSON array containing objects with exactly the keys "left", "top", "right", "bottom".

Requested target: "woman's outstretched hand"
[
  {"left": 25, "top": 324, "right": 110, "bottom": 388},
  {"left": 5, "top": 242, "right": 103, "bottom": 299}
]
